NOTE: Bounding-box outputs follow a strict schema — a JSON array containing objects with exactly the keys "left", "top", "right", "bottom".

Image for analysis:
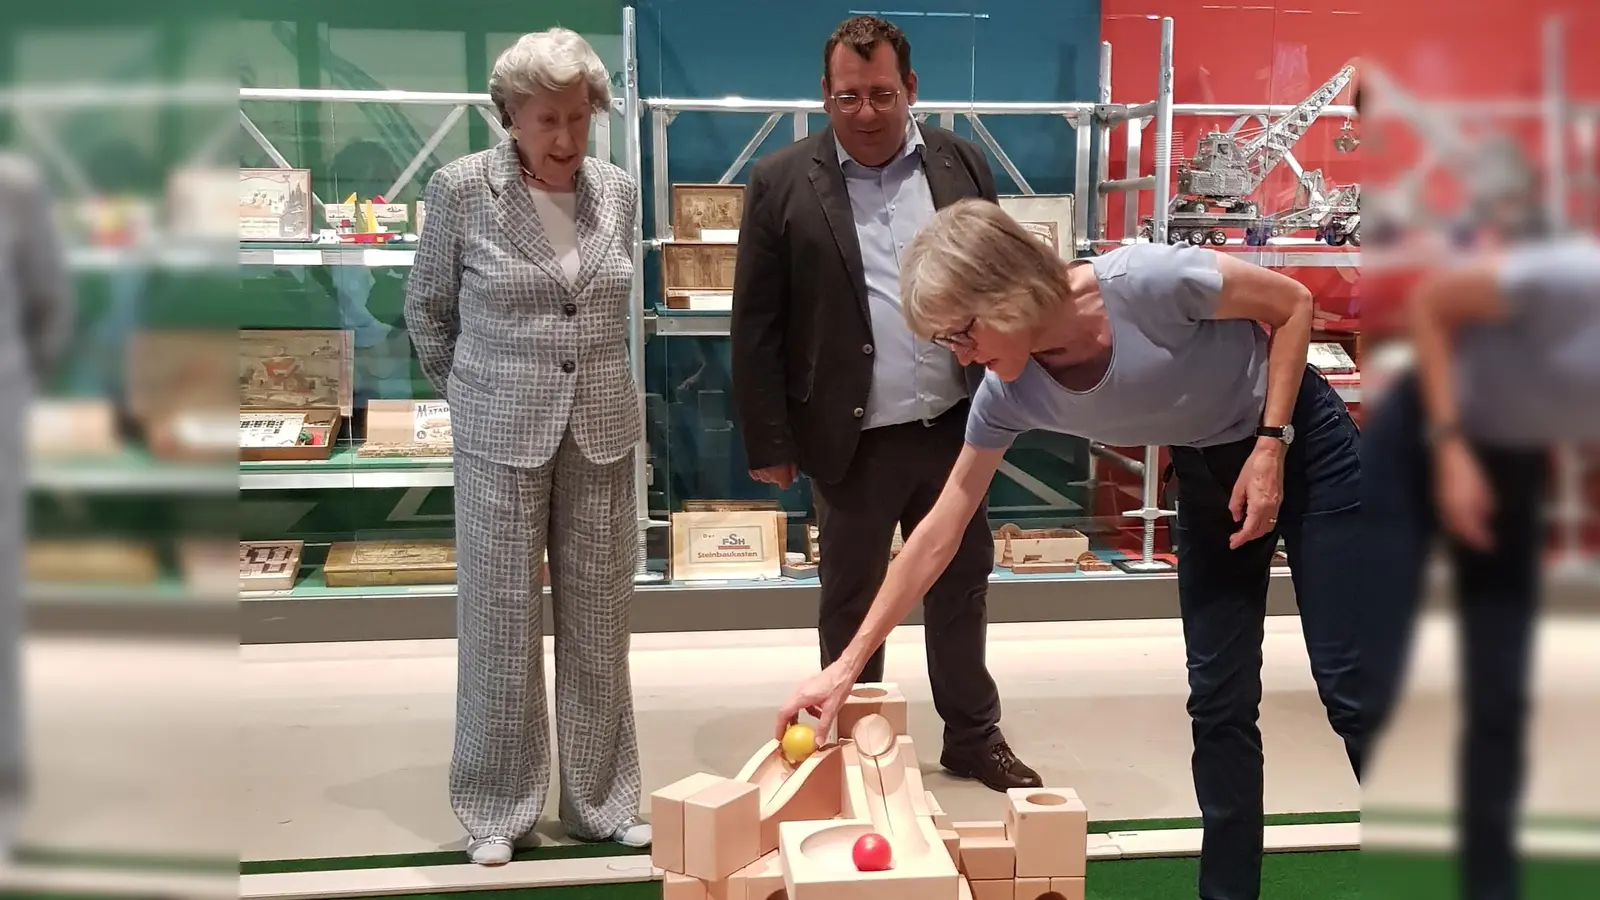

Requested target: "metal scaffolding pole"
[
  {"left": 622, "top": 7, "right": 667, "bottom": 583},
  {"left": 1116, "top": 17, "right": 1178, "bottom": 574}
]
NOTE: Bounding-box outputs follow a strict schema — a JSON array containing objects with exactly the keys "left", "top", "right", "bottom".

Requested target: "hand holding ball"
[
  {"left": 852, "top": 832, "right": 893, "bottom": 871},
  {"left": 780, "top": 723, "right": 816, "bottom": 764}
]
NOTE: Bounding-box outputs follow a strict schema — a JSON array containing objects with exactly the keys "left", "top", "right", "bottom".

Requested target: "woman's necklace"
[{"left": 518, "top": 160, "right": 576, "bottom": 192}]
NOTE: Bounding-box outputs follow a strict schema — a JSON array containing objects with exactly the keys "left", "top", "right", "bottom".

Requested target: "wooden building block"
[
  {"left": 952, "top": 821, "right": 1008, "bottom": 840},
  {"left": 958, "top": 875, "right": 975, "bottom": 900},
  {"left": 926, "top": 791, "right": 952, "bottom": 831},
  {"left": 835, "top": 683, "right": 908, "bottom": 739},
  {"left": 939, "top": 829, "right": 962, "bottom": 871},
  {"left": 730, "top": 852, "right": 787, "bottom": 900},
  {"left": 892, "top": 736, "right": 931, "bottom": 817},
  {"left": 778, "top": 819, "right": 958, "bottom": 900},
  {"left": 969, "top": 880, "right": 1013, "bottom": 900},
  {"left": 1005, "top": 788, "right": 1089, "bottom": 878},
  {"left": 735, "top": 741, "right": 844, "bottom": 856},
  {"left": 1014, "top": 877, "right": 1052, "bottom": 900},
  {"left": 652, "top": 772, "right": 725, "bottom": 873},
  {"left": 663, "top": 871, "right": 708, "bottom": 900},
  {"left": 1049, "top": 877, "right": 1086, "bottom": 900},
  {"left": 683, "top": 778, "right": 762, "bottom": 882},
  {"left": 957, "top": 836, "right": 1015, "bottom": 881}
]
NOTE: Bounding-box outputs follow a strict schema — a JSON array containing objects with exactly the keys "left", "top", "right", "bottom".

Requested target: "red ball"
[{"left": 852, "top": 832, "right": 893, "bottom": 871}]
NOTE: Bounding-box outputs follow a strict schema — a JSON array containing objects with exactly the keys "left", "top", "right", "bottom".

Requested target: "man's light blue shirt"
[{"left": 836, "top": 123, "right": 968, "bottom": 429}]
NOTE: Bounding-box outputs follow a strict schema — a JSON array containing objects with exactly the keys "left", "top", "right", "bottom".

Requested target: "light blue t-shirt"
[
  {"left": 966, "top": 243, "right": 1268, "bottom": 450},
  {"left": 1457, "top": 236, "right": 1600, "bottom": 446}
]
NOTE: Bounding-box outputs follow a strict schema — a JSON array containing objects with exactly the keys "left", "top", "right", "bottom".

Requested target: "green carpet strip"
[{"left": 237, "top": 810, "right": 1362, "bottom": 875}]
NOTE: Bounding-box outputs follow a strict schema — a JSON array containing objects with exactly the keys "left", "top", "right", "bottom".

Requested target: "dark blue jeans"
[
  {"left": 1363, "top": 373, "right": 1547, "bottom": 900},
  {"left": 1168, "top": 365, "right": 1363, "bottom": 900}
]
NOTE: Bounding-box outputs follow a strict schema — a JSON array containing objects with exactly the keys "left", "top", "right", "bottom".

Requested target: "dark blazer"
[{"left": 730, "top": 124, "right": 998, "bottom": 486}]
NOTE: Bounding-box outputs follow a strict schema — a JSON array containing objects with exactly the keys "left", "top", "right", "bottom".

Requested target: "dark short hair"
[{"left": 823, "top": 15, "right": 912, "bottom": 88}]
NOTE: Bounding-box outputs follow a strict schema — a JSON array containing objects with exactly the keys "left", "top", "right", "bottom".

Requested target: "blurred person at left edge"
[{"left": 0, "top": 152, "right": 74, "bottom": 860}]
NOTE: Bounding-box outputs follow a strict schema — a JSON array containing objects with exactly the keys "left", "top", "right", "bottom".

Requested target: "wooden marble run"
[{"left": 651, "top": 683, "right": 1089, "bottom": 900}]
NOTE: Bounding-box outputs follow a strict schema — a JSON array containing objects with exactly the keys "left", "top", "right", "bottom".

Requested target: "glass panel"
[
  {"left": 641, "top": 2, "right": 1162, "bottom": 578},
  {"left": 233, "top": 4, "right": 624, "bottom": 593}
]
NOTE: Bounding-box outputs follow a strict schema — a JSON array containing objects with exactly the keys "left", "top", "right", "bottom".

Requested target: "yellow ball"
[{"left": 781, "top": 723, "right": 816, "bottom": 764}]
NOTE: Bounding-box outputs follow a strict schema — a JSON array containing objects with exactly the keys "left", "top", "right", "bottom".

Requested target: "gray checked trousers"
[{"left": 449, "top": 430, "right": 641, "bottom": 842}]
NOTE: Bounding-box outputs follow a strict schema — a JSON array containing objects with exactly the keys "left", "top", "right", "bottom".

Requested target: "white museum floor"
[{"left": 12, "top": 611, "right": 1600, "bottom": 865}]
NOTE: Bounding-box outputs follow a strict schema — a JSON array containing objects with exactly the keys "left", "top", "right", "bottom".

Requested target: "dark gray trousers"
[{"left": 810, "top": 400, "right": 1004, "bottom": 754}]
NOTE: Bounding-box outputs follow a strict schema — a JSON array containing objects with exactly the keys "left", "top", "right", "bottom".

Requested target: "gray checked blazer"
[{"left": 404, "top": 141, "right": 643, "bottom": 469}]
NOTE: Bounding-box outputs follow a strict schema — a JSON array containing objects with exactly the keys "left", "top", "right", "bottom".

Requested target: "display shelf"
[
  {"left": 27, "top": 579, "right": 235, "bottom": 639},
  {"left": 238, "top": 242, "right": 418, "bottom": 267},
  {"left": 240, "top": 447, "right": 454, "bottom": 490},
  {"left": 31, "top": 451, "right": 235, "bottom": 494},
  {"left": 647, "top": 305, "right": 731, "bottom": 337},
  {"left": 1223, "top": 249, "right": 1360, "bottom": 268},
  {"left": 239, "top": 562, "right": 1301, "bottom": 644}
]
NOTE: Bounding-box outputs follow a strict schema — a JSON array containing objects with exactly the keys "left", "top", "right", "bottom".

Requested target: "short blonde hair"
[
  {"left": 489, "top": 28, "right": 613, "bottom": 126},
  {"left": 900, "top": 198, "right": 1066, "bottom": 339}
]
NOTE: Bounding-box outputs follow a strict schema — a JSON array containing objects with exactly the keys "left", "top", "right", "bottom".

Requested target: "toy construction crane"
[{"left": 1148, "top": 65, "right": 1361, "bottom": 247}]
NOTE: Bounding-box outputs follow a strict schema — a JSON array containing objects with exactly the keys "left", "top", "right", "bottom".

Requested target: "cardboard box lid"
[
  {"left": 324, "top": 539, "right": 456, "bottom": 575},
  {"left": 239, "top": 328, "right": 355, "bottom": 416},
  {"left": 671, "top": 183, "right": 744, "bottom": 240},
  {"left": 662, "top": 242, "right": 737, "bottom": 293}
]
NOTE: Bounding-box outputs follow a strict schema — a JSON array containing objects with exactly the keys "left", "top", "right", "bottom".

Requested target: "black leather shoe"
[{"left": 940, "top": 740, "right": 1043, "bottom": 792}]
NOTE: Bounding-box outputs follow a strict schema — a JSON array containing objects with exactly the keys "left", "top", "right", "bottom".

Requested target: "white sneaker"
[
  {"left": 610, "top": 818, "right": 652, "bottom": 849},
  {"left": 466, "top": 835, "right": 513, "bottom": 866}
]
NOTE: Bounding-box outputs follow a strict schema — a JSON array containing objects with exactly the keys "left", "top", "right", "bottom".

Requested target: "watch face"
[{"left": 1282, "top": 424, "right": 1295, "bottom": 444}]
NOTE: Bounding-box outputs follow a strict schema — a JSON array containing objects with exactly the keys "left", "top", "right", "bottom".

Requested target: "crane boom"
[{"left": 1238, "top": 64, "right": 1357, "bottom": 193}]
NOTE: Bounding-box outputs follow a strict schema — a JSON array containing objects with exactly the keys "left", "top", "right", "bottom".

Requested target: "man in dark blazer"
[{"left": 730, "top": 15, "right": 1040, "bottom": 792}]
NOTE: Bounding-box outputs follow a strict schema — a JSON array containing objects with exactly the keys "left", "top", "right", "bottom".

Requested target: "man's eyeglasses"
[
  {"left": 931, "top": 319, "right": 977, "bottom": 351},
  {"left": 831, "top": 90, "right": 900, "bottom": 114}
]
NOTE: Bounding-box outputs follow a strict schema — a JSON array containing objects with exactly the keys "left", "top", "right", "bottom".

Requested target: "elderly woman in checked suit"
[{"left": 403, "top": 28, "right": 648, "bottom": 866}]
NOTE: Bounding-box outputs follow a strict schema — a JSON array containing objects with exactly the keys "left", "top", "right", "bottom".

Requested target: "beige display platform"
[{"left": 648, "top": 683, "right": 1090, "bottom": 900}]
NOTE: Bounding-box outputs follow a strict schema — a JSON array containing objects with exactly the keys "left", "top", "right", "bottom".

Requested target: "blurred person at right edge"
[
  {"left": 0, "top": 153, "right": 74, "bottom": 862},
  {"left": 1360, "top": 123, "right": 1600, "bottom": 900}
]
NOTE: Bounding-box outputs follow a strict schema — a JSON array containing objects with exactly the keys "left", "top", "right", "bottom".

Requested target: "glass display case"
[{"left": 17, "top": 2, "right": 1382, "bottom": 641}]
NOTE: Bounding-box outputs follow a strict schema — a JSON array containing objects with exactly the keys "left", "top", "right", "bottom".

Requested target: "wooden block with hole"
[
  {"left": 1049, "top": 877, "right": 1086, "bottom": 900},
  {"left": 834, "top": 682, "right": 908, "bottom": 739},
  {"left": 968, "top": 880, "right": 1013, "bottom": 900},
  {"left": 957, "top": 834, "right": 1015, "bottom": 881},
  {"left": 664, "top": 871, "right": 709, "bottom": 900},
  {"left": 1005, "top": 788, "right": 1089, "bottom": 878},
  {"left": 683, "top": 777, "right": 762, "bottom": 882},
  {"left": 652, "top": 772, "right": 726, "bottom": 873}
]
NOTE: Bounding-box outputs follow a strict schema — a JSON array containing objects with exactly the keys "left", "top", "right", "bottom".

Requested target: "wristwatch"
[{"left": 1256, "top": 424, "right": 1295, "bottom": 446}]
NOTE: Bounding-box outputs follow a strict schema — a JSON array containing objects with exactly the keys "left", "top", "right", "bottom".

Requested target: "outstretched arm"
[{"left": 776, "top": 442, "right": 1007, "bottom": 742}]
